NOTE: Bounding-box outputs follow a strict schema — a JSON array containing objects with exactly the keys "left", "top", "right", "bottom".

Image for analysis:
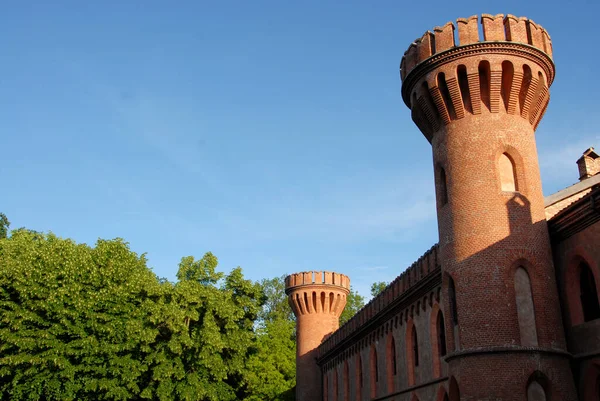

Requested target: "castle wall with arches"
[
  {"left": 287, "top": 12, "right": 600, "bottom": 401},
  {"left": 318, "top": 246, "right": 452, "bottom": 401}
]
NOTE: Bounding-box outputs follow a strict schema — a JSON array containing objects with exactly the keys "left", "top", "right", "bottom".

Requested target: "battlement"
[
  {"left": 317, "top": 245, "right": 440, "bottom": 358},
  {"left": 400, "top": 14, "right": 555, "bottom": 140},
  {"left": 285, "top": 271, "right": 350, "bottom": 292},
  {"left": 400, "top": 14, "right": 553, "bottom": 82},
  {"left": 285, "top": 271, "right": 350, "bottom": 318}
]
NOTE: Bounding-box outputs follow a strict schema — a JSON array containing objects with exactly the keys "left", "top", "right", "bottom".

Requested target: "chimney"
[{"left": 576, "top": 147, "right": 600, "bottom": 181}]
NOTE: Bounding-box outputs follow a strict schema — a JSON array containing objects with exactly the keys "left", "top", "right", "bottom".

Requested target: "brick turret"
[
  {"left": 285, "top": 271, "right": 350, "bottom": 401},
  {"left": 401, "top": 14, "right": 577, "bottom": 400}
]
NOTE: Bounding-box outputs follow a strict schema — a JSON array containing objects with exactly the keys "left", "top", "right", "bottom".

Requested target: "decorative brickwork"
[
  {"left": 285, "top": 271, "right": 350, "bottom": 401},
  {"left": 288, "top": 13, "right": 600, "bottom": 401},
  {"left": 401, "top": 14, "right": 577, "bottom": 400}
]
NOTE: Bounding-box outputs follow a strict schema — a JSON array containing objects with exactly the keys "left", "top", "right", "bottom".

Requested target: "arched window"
[
  {"left": 449, "top": 277, "right": 458, "bottom": 325},
  {"left": 356, "top": 354, "right": 362, "bottom": 399},
  {"left": 370, "top": 346, "right": 378, "bottom": 398},
  {"left": 580, "top": 261, "right": 600, "bottom": 322},
  {"left": 333, "top": 369, "right": 338, "bottom": 401},
  {"left": 343, "top": 361, "right": 349, "bottom": 401},
  {"left": 449, "top": 377, "right": 460, "bottom": 401},
  {"left": 515, "top": 267, "right": 538, "bottom": 346},
  {"left": 437, "top": 311, "right": 447, "bottom": 357},
  {"left": 431, "top": 307, "right": 446, "bottom": 378},
  {"left": 527, "top": 381, "right": 547, "bottom": 401},
  {"left": 499, "top": 153, "right": 518, "bottom": 192},
  {"left": 324, "top": 372, "right": 329, "bottom": 401},
  {"left": 448, "top": 276, "right": 460, "bottom": 351},
  {"left": 387, "top": 334, "right": 396, "bottom": 392},
  {"left": 439, "top": 167, "right": 448, "bottom": 206},
  {"left": 412, "top": 326, "right": 419, "bottom": 367}
]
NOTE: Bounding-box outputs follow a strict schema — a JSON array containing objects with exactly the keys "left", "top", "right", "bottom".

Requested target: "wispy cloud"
[{"left": 361, "top": 265, "right": 389, "bottom": 271}]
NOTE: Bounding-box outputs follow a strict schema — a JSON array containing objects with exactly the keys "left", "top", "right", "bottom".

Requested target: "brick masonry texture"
[{"left": 286, "top": 13, "right": 600, "bottom": 401}]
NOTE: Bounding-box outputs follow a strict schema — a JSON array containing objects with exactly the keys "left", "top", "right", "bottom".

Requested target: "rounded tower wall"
[
  {"left": 285, "top": 271, "right": 350, "bottom": 401},
  {"left": 401, "top": 14, "right": 577, "bottom": 400}
]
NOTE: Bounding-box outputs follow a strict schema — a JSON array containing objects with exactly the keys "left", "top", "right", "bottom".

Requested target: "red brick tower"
[
  {"left": 285, "top": 271, "right": 349, "bottom": 401},
  {"left": 401, "top": 15, "right": 577, "bottom": 400}
]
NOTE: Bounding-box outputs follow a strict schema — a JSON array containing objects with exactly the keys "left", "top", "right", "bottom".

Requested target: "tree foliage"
[
  {"left": 339, "top": 287, "right": 365, "bottom": 325},
  {"left": 0, "top": 214, "right": 372, "bottom": 401},
  {"left": 0, "top": 229, "right": 264, "bottom": 401},
  {"left": 370, "top": 281, "right": 388, "bottom": 297},
  {"left": 0, "top": 213, "right": 9, "bottom": 239}
]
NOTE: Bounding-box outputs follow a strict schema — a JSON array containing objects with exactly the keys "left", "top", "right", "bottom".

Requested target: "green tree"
[
  {"left": 0, "top": 230, "right": 165, "bottom": 400},
  {"left": 144, "top": 253, "right": 264, "bottom": 401},
  {"left": 242, "top": 275, "right": 296, "bottom": 401},
  {"left": 0, "top": 231, "right": 265, "bottom": 401},
  {"left": 339, "top": 287, "right": 365, "bottom": 325},
  {"left": 243, "top": 318, "right": 296, "bottom": 401},
  {"left": 258, "top": 275, "right": 294, "bottom": 324},
  {"left": 0, "top": 213, "right": 9, "bottom": 239},
  {"left": 370, "top": 281, "right": 388, "bottom": 297}
]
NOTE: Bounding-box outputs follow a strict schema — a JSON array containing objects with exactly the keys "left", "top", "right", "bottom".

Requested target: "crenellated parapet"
[
  {"left": 285, "top": 271, "right": 350, "bottom": 317},
  {"left": 317, "top": 245, "right": 440, "bottom": 359},
  {"left": 400, "top": 14, "right": 555, "bottom": 141},
  {"left": 286, "top": 271, "right": 351, "bottom": 401}
]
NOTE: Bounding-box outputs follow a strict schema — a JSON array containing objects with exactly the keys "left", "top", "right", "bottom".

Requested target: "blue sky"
[{"left": 2, "top": 0, "right": 599, "bottom": 299}]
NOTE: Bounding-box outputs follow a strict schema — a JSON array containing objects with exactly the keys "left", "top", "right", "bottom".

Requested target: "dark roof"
[{"left": 547, "top": 183, "right": 600, "bottom": 241}]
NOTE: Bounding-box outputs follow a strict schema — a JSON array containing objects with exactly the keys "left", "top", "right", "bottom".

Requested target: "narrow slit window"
[
  {"left": 356, "top": 354, "right": 363, "bottom": 397},
  {"left": 437, "top": 311, "right": 447, "bottom": 357},
  {"left": 439, "top": 167, "right": 448, "bottom": 206},
  {"left": 412, "top": 326, "right": 419, "bottom": 367},
  {"left": 333, "top": 370, "right": 338, "bottom": 401},
  {"left": 387, "top": 334, "right": 396, "bottom": 393},
  {"left": 449, "top": 277, "right": 458, "bottom": 325},
  {"left": 370, "top": 346, "right": 378, "bottom": 398},
  {"left": 343, "top": 361, "right": 349, "bottom": 401},
  {"left": 391, "top": 337, "right": 397, "bottom": 375}
]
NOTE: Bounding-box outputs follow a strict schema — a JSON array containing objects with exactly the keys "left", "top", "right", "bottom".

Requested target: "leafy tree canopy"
[
  {"left": 339, "top": 287, "right": 365, "bottom": 325},
  {"left": 0, "top": 213, "right": 9, "bottom": 239},
  {"left": 0, "top": 229, "right": 265, "bottom": 401},
  {"left": 370, "top": 281, "right": 388, "bottom": 298}
]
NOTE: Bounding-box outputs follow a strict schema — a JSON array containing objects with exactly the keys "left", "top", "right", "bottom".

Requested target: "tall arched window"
[
  {"left": 448, "top": 276, "right": 460, "bottom": 351},
  {"left": 333, "top": 369, "right": 338, "bottom": 401},
  {"left": 437, "top": 311, "right": 447, "bottom": 357},
  {"left": 499, "top": 153, "right": 518, "bottom": 192},
  {"left": 449, "top": 277, "right": 458, "bottom": 325},
  {"left": 527, "top": 381, "right": 547, "bottom": 401},
  {"left": 439, "top": 167, "right": 448, "bottom": 206},
  {"left": 580, "top": 261, "right": 600, "bottom": 322},
  {"left": 431, "top": 307, "right": 446, "bottom": 378},
  {"left": 387, "top": 334, "right": 396, "bottom": 392},
  {"left": 412, "top": 326, "right": 419, "bottom": 367},
  {"left": 449, "top": 377, "right": 460, "bottom": 401},
  {"left": 343, "top": 361, "right": 349, "bottom": 401},
  {"left": 370, "top": 346, "right": 378, "bottom": 398},
  {"left": 515, "top": 267, "right": 538, "bottom": 346},
  {"left": 356, "top": 354, "right": 362, "bottom": 399},
  {"left": 324, "top": 372, "right": 329, "bottom": 401}
]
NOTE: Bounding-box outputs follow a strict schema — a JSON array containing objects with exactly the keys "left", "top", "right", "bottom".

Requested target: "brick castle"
[{"left": 284, "top": 14, "right": 600, "bottom": 401}]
